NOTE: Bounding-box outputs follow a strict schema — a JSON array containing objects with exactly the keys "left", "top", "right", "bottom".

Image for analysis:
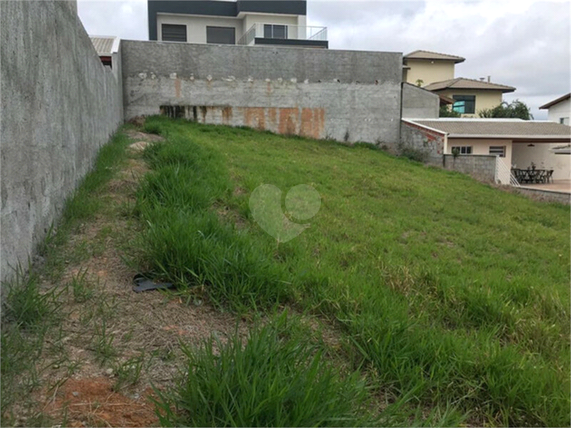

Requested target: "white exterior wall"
[
  {"left": 547, "top": 99, "right": 570, "bottom": 125},
  {"left": 156, "top": 13, "right": 302, "bottom": 45},
  {"left": 447, "top": 138, "right": 513, "bottom": 163},
  {"left": 157, "top": 13, "right": 243, "bottom": 44},
  {"left": 512, "top": 142, "right": 571, "bottom": 180},
  {"left": 243, "top": 13, "right": 304, "bottom": 40}
]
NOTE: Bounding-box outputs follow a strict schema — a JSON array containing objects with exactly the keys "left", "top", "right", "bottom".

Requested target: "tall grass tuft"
[
  {"left": 154, "top": 313, "right": 374, "bottom": 427},
  {"left": 136, "top": 122, "right": 292, "bottom": 311}
]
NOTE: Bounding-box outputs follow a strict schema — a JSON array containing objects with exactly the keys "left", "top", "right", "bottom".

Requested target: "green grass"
[
  {"left": 154, "top": 312, "right": 375, "bottom": 427},
  {"left": 137, "top": 116, "right": 570, "bottom": 427},
  {"left": 1, "top": 130, "right": 131, "bottom": 424}
]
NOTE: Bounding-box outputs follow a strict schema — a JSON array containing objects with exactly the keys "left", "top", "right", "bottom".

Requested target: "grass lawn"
[{"left": 135, "top": 116, "right": 570, "bottom": 426}]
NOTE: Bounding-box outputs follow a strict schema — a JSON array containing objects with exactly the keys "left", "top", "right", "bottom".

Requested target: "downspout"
[{"left": 442, "top": 133, "right": 449, "bottom": 167}]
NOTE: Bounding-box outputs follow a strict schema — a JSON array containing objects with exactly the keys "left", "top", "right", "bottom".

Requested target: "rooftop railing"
[{"left": 237, "top": 23, "right": 327, "bottom": 46}]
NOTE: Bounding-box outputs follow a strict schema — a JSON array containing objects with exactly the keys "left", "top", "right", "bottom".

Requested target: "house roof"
[
  {"left": 423, "top": 77, "right": 516, "bottom": 93},
  {"left": 404, "top": 50, "right": 465, "bottom": 63},
  {"left": 539, "top": 93, "right": 571, "bottom": 110},
  {"left": 90, "top": 36, "right": 120, "bottom": 56},
  {"left": 404, "top": 119, "right": 571, "bottom": 142}
]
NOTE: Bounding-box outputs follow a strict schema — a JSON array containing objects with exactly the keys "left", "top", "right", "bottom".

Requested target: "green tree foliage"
[
  {"left": 439, "top": 105, "right": 461, "bottom": 117},
  {"left": 478, "top": 100, "right": 534, "bottom": 120}
]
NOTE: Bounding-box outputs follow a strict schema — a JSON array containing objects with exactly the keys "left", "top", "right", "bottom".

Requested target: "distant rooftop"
[
  {"left": 404, "top": 50, "right": 465, "bottom": 64},
  {"left": 540, "top": 93, "right": 571, "bottom": 110},
  {"left": 405, "top": 119, "right": 571, "bottom": 141},
  {"left": 90, "top": 36, "right": 120, "bottom": 56},
  {"left": 424, "top": 77, "right": 516, "bottom": 93}
]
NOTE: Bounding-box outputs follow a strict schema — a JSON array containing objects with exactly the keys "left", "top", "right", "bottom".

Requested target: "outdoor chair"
[{"left": 545, "top": 170, "right": 554, "bottom": 183}]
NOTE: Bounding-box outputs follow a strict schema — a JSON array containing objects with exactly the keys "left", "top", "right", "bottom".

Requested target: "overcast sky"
[{"left": 78, "top": 0, "right": 570, "bottom": 119}]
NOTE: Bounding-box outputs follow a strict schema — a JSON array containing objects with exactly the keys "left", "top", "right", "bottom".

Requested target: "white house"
[
  {"left": 540, "top": 93, "right": 570, "bottom": 125},
  {"left": 147, "top": 0, "right": 328, "bottom": 48}
]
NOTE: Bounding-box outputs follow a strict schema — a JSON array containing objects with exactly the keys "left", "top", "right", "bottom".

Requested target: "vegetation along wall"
[{"left": 0, "top": 0, "right": 124, "bottom": 283}]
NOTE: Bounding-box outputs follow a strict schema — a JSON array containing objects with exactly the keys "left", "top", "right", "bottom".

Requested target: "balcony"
[{"left": 237, "top": 23, "right": 328, "bottom": 48}]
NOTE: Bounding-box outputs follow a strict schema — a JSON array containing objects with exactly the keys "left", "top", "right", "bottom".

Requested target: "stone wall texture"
[
  {"left": 121, "top": 41, "right": 403, "bottom": 144},
  {"left": 400, "top": 121, "right": 445, "bottom": 165},
  {"left": 443, "top": 154, "right": 497, "bottom": 183},
  {"left": 0, "top": 0, "right": 123, "bottom": 282}
]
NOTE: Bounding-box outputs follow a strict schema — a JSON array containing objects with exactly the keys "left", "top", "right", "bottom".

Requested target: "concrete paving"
[{"left": 520, "top": 179, "right": 571, "bottom": 194}]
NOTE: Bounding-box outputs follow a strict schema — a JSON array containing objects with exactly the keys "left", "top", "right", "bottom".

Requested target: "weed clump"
[{"left": 154, "top": 313, "right": 374, "bottom": 427}]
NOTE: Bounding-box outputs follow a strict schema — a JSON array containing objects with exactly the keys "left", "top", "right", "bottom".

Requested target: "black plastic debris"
[{"left": 132, "top": 274, "right": 174, "bottom": 293}]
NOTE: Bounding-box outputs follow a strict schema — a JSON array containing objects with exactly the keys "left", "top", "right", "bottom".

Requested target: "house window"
[
  {"left": 264, "top": 24, "right": 288, "bottom": 39},
  {"left": 451, "top": 146, "right": 473, "bottom": 155},
  {"left": 560, "top": 117, "right": 569, "bottom": 125},
  {"left": 162, "top": 24, "right": 187, "bottom": 42},
  {"left": 452, "top": 95, "right": 476, "bottom": 114},
  {"left": 206, "top": 26, "right": 236, "bottom": 44},
  {"left": 489, "top": 146, "right": 506, "bottom": 157}
]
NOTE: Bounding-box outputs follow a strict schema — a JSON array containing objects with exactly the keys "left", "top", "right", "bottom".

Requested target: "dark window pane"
[
  {"left": 453, "top": 95, "right": 476, "bottom": 114},
  {"left": 162, "top": 24, "right": 187, "bottom": 42},
  {"left": 263, "top": 24, "right": 288, "bottom": 39},
  {"left": 206, "top": 26, "right": 236, "bottom": 44}
]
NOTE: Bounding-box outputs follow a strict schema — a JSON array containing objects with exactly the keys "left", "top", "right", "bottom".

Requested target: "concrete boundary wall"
[
  {"left": 0, "top": 0, "right": 123, "bottom": 282},
  {"left": 401, "top": 83, "right": 439, "bottom": 119},
  {"left": 515, "top": 187, "right": 570, "bottom": 205},
  {"left": 443, "top": 154, "right": 497, "bottom": 183},
  {"left": 400, "top": 120, "right": 445, "bottom": 165},
  {"left": 121, "top": 41, "right": 403, "bottom": 144}
]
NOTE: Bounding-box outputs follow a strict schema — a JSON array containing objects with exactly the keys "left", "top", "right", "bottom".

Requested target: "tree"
[
  {"left": 478, "top": 100, "right": 534, "bottom": 120},
  {"left": 439, "top": 105, "right": 461, "bottom": 118}
]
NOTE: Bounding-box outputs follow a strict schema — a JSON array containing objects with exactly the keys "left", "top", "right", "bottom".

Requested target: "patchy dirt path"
[{"left": 13, "top": 129, "right": 248, "bottom": 427}]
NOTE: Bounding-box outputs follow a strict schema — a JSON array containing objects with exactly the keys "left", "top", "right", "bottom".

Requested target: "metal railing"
[
  {"left": 237, "top": 23, "right": 327, "bottom": 45},
  {"left": 495, "top": 156, "right": 520, "bottom": 186}
]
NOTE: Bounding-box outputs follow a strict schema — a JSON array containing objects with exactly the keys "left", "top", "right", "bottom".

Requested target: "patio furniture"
[
  {"left": 545, "top": 170, "right": 554, "bottom": 183},
  {"left": 511, "top": 168, "right": 552, "bottom": 184}
]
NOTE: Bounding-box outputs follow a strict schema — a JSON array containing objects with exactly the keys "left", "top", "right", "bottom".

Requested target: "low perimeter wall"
[
  {"left": 443, "top": 154, "right": 497, "bottom": 183},
  {"left": 0, "top": 1, "right": 123, "bottom": 282},
  {"left": 121, "top": 41, "right": 403, "bottom": 145},
  {"left": 400, "top": 121, "right": 445, "bottom": 165},
  {"left": 515, "top": 188, "right": 570, "bottom": 205}
]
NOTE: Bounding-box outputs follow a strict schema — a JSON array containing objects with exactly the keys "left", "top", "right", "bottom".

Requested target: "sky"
[{"left": 78, "top": 0, "right": 571, "bottom": 119}]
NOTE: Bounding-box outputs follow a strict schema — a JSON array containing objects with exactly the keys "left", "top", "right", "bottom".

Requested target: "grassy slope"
[{"left": 139, "top": 117, "right": 570, "bottom": 426}]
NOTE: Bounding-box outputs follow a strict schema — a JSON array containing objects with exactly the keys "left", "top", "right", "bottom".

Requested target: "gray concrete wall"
[
  {"left": 0, "top": 0, "right": 123, "bottom": 282},
  {"left": 514, "top": 187, "right": 570, "bottom": 205},
  {"left": 121, "top": 41, "right": 402, "bottom": 144},
  {"left": 401, "top": 83, "right": 439, "bottom": 119},
  {"left": 400, "top": 121, "right": 445, "bottom": 165},
  {"left": 443, "top": 154, "right": 497, "bottom": 183}
]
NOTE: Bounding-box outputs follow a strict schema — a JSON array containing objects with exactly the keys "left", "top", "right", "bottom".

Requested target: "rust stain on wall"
[
  {"left": 299, "top": 108, "right": 325, "bottom": 139},
  {"left": 278, "top": 108, "right": 299, "bottom": 135},
  {"left": 244, "top": 107, "right": 266, "bottom": 130},
  {"left": 174, "top": 78, "right": 181, "bottom": 99},
  {"left": 200, "top": 106, "right": 208, "bottom": 123},
  {"left": 267, "top": 108, "right": 277, "bottom": 130},
  {"left": 222, "top": 106, "right": 233, "bottom": 125}
]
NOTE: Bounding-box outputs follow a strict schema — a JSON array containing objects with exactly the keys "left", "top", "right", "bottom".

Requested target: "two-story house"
[
  {"left": 147, "top": 1, "right": 328, "bottom": 48},
  {"left": 403, "top": 50, "right": 516, "bottom": 117},
  {"left": 540, "top": 93, "right": 570, "bottom": 125}
]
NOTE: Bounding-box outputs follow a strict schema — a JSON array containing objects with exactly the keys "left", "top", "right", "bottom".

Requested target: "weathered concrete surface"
[
  {"left": 443, "top": 154, "right": 497, "bottom": 183},
  {"left": 0, "top": 0, "right": 123, "bottom": 282},
  {"left": 400, "top": 120, "right": 445, "bottom": 165},
  {"left": 401, "top": 83, "right": 439, "bottom": 119},
  {"left": 121, "top": 41, "right": 402, "bottom": 144}
]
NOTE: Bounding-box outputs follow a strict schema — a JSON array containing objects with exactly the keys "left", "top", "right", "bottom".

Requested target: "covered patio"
[{"left": 405, "top": 119, "right": 571, "bottom": 187}]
